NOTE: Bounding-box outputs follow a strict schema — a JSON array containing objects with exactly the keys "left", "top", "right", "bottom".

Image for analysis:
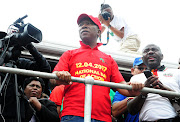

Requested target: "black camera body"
[
  {"left": 0, "top": 15, "right": 42, "bottom": 65},
  {"left": 9, "top": 23, "right": 42, "bottom": 47},
  {"left": 101, "top": 11, "right": 111, "bottom": 20}
]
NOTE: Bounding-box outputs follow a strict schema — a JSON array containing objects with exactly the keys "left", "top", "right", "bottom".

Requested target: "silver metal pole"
[
  {"left": 84, "top": 76, "right": 94, "bottom": 122},
  {"left": 0, "top": 66, "right": 180, "bottom": 98}
]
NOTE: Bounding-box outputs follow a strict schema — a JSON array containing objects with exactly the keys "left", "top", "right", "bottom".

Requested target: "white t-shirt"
[
  {"left": 130, "top": 68, "right": 180, "bottom": 121},
  {"left": 110, "top": 15, "right": 135, "bottom": 42}
]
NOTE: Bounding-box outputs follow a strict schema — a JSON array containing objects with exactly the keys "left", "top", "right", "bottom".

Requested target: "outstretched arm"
[
  {"left": 25, "top": 43, "right": 51, "bottom": 73},
  {"left": 112, "top": 92, "right": 133, "bottom": 118},
  {"left": 117, "top": 81, "right": 144, "bottom": 97},
  {"left": 127, "top": 75, "right": 174, "bottom": 115}
]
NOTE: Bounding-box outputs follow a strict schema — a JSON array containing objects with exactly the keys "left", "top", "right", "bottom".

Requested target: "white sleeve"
[{"left": 129, "top": 73, "right": 146, "bottom": 84}]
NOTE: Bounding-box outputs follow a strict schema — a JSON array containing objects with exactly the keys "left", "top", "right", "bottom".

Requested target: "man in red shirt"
[{"left": 50, "top": 13, "right": 142, "bottom": 122}]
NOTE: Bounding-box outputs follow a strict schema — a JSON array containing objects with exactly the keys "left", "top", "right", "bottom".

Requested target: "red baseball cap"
[{"left": 77, "top": 13, "right": 102, "bottom": 31}]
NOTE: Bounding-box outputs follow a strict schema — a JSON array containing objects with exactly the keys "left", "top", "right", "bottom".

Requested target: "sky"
[{"left": 0, "top": 0, "right": 180, "bottom": 65}]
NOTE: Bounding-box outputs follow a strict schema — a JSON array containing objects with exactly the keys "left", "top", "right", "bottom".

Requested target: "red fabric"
[
  {"left": 151, "top": 69, "right": 158, "bottom": 76},
  {"left": 53, "top": 41, "right": 125, "bottom": 122},
  {"left": 50, "top": 85, "right": 65, "bottom": 106},
  {"left": 50, "top": 85, "right": 65, "bottom": 119}
]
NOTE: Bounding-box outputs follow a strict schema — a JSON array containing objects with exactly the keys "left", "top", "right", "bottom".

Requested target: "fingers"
[
  {"left": 128, "top": 82, "right": 144, "bottom": 96},
  {"left": 145, "top": 76, "right": 158, "bottom": 87},
  {"left": 145, "top": 76, "right": 164, "bottom": 89},
  {"left": 130, "top": 82, "right": 144, "bottom": 91},
  {"left": 56, "top": 71, "right": 72, "bottom": 85},
  {"left": 98, "top": 14, "right": 104, "bottom": 23}
]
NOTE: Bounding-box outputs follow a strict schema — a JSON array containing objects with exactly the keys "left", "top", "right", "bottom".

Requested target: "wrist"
[
  {"left": 108, "top": 24, "right": 111, "bottom": 28},
  {"left": 127, "top": 97, "right": 134, "bottom": 102}
]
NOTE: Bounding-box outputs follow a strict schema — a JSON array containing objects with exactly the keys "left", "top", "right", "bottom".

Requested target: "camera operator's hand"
[
  {"left": 98, "top": 14, "right": 104, "bottom": 24},
  {"left": 98, "top": 14, "right": 111, "bottom": 27},
  {"left": 29, "top": 97, "right": 42, "bottom": 111}
]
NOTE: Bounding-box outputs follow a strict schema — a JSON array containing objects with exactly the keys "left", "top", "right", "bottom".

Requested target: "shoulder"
[
  {"left": 113, "top": 15, "right": 124, "bottom": 21},
  {"left": 164, "top": 68, "right": 180, "bottom": 77},
  {"left": 130, "top": 73, "right": 146, "bottom": 83},
  {"left": 63, "top": 48, "right": 78, "bottom": 54},
  {"left": 60, "top": 48, "right": 80, "bottom": 59},
  {"left": 39, "top": 98, "right": 56, "bottom": 105},
  {"left": 96, "top": 49, "right": 115, "bottom": 60},
  {"left": 113, "top": 91, "right": 127, "bottom": 103},
  {"left": 50, "top": 85, "right": 65, "bottom": 95}
]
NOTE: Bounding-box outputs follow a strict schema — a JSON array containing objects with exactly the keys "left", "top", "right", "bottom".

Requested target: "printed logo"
[
  {"left": 100, "top": 58, "right": 105, "bottom": 63},
  {"left": 163, "top": 73, "right": 173, "bottom": 77}
]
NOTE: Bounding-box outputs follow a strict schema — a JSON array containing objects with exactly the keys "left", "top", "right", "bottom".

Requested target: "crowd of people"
[{"left": 0, "top": 3, "right": 180, "bottom": 122}]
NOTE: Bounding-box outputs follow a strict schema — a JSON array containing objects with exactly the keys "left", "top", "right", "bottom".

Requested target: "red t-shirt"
[
  {"left": 50, "top": 85, "right": 65, "bottom": 119},
  {"left": 53, "top": 41, "right": 125, "bottom": 122}
]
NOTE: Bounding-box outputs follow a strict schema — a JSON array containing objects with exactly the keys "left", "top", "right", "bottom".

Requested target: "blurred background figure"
[
  {"left": 128, "top": 44, "right": 180, "bottom": 122},
  {"left": 23, "top": 77, "right": 60, "bottom": 122},
  {"left": 50, "top": 85, "right": 65, "bottom": 120},
  {"left": 98, "top": 4, "right": 141, "bottom": 54},
  {"left": 112, "top": 57, "right": 146, "bottom": 122}
]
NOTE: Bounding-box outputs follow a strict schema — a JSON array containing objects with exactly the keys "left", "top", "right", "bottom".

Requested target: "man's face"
[
  {"left": 78, "top": 18, "right": 100, "bottom": 43},
  {"left": 142, "top": 44, "right": 163, "bottom": 69},
  {"left": 24, "top": 80, "right": 42, "bottom": 99},
  {"left": 131, "top": 64, "right": 147, "bottom": 75}
]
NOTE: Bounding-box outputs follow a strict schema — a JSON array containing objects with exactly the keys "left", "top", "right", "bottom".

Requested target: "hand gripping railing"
[{"left": 0, "top": 66, "right": 180, "bottom": 122}]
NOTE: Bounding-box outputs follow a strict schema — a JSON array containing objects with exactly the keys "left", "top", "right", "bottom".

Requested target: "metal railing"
[{"left": 0, "top": 66, "right": 180, "bottom": 121}]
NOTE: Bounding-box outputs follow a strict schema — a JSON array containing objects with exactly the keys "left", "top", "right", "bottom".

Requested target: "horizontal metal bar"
[{"left": 0, "top": 66, "right": 180, "bottom": 97}]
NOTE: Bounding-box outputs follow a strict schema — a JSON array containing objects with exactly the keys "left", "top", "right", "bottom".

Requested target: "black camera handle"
[{"left": 13, "top": 15, "right": 28, "bottom": 25}]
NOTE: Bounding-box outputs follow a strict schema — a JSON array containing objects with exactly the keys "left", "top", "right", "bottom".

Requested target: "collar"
[
  {"left": 155, "top": 65, "right": 166, "bottom": 71},
  {"left": 151, "top": 65, "right": 166, "bottom": 76},
  {"left": 79, "top": 41, "right": 103, "bottom": 50}
]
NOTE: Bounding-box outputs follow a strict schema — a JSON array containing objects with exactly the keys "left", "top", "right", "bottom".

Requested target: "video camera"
[{"left": 0, "top": 15, "right": 42, "bottom": 64}]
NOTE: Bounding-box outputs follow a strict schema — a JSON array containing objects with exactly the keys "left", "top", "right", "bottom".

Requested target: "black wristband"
[
  {"left": 108, "top": 25, "right": 111, "bottom": 28},
  {"left": 140, "top": 94, "right": 147, "bottom": 99}
]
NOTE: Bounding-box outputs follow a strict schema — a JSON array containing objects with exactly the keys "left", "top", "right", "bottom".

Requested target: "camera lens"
[{"left": 101, "top": 12, "right": 111, "bottom": 20}]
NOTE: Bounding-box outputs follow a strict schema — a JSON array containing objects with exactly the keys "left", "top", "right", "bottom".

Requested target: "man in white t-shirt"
[
  {"left": 127, "top": 44, "right": 180, "bottom": 122},
  {"left": 98, "top": 4, "right": 141, "bottom": 54}
]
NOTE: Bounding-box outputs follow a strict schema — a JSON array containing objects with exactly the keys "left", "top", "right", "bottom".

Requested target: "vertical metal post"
[{"left": 84, "top": 76, "right": 94, "bottom": 122}]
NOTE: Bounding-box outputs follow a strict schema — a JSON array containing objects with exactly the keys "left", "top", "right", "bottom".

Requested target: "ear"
[
  {"left": 131, "top": 68, "right": 135, "bottom": 75},
  {"left": 160, "top": 54, "right": 163, "bottom": 61},
  {"left": 97, "top": 29, "right": 101, "bottom": 37}
]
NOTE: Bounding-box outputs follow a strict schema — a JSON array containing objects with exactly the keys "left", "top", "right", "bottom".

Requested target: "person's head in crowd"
[
  {"left": 100, "top": 4, "right": 114, "bottom": 21},
  {"left": 131, "top": 57, "right": 147, "bottom": 75},
  {"left": 77, "top": 13, "right": 101, "bottom": 48},
  {"left": 142, "top": 44, "right": 163, "bottom": 70},
  {"left": 23, "top": 77, "right": 45, "bottom": 99}
]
